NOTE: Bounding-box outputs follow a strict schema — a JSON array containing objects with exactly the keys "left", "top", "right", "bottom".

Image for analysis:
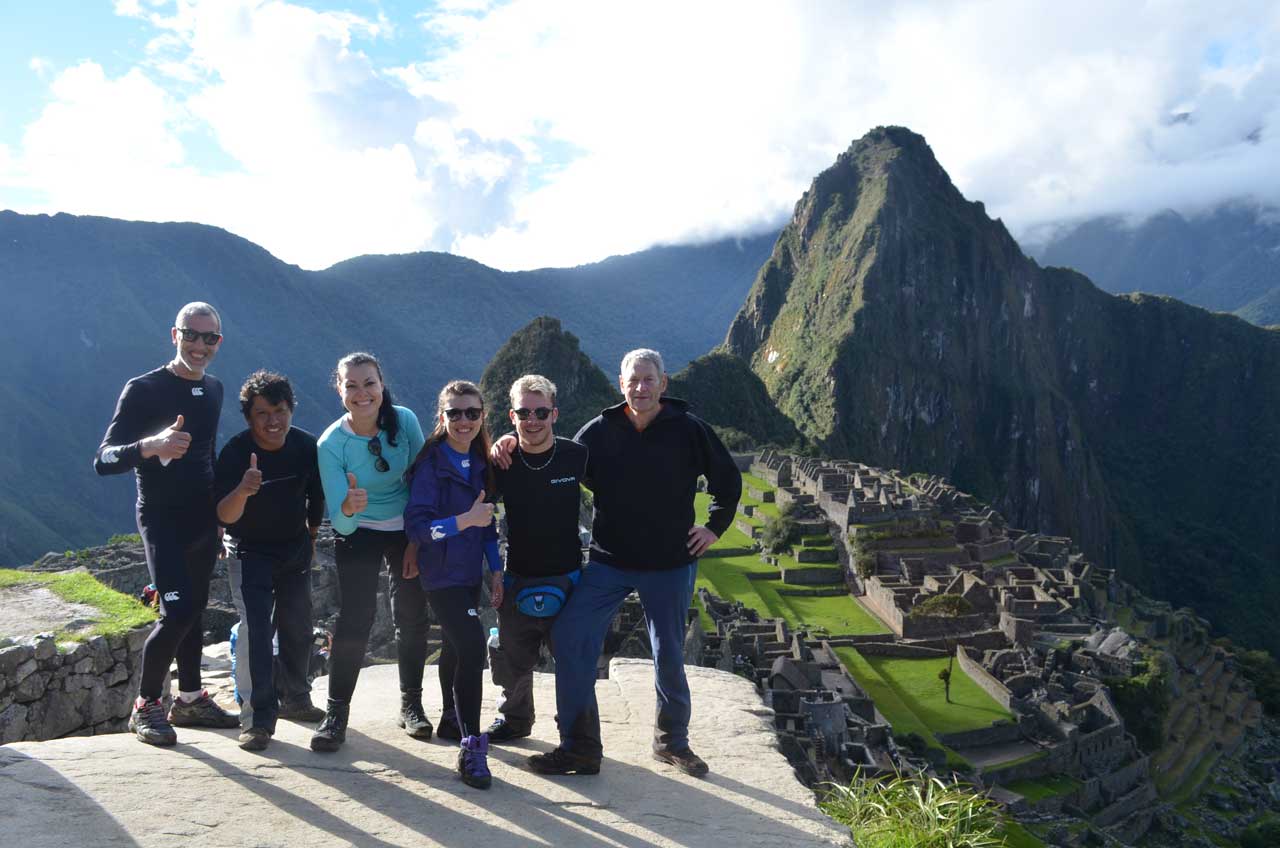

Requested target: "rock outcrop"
[{"left": 0, "top": 661, "right": 844, "bottom": 848}]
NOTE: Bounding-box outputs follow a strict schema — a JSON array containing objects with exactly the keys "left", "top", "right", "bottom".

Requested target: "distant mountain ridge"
[
  {"left": 723, "top": 127, "right": 1280, "bottom": 652},
  {"left": 0, "top": 210, "right": 772, "bottom": 564},
  {"left": 1034, "top": 204, "right": 1280, "bottom": 327}
]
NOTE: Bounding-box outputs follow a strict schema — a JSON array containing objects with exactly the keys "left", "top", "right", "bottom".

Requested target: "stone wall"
[
  {"left": 957, "top": 645, "right": 1014, "bottom": 710},
  {"left": 0, "top": 626, "right": 153, "bottom": 743}
]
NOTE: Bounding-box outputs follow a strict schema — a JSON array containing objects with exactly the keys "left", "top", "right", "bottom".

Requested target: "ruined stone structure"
[{"left": 0, "top": 625, "right": 155, "bottom": 743}]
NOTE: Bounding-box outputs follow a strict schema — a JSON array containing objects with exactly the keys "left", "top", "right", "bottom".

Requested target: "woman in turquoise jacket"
[{"left": 311, "top": 352, "right": 428, "bottom": 752}]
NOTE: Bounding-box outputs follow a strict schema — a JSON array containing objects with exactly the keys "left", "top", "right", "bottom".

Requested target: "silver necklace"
[{"left": 517, "top": 439, "right": 557, "bottom": 472}]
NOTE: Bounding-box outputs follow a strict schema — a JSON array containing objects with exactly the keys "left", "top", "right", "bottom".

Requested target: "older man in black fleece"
[{"left": 525, "top": 347, "right": 741, "bottom": 779}]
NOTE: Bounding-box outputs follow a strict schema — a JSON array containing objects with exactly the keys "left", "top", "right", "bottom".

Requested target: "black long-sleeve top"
[
  {"left": 574, "top": 397, "right": 741, "bottom": 571},
  {"left": 94, "top": 366, "right": 222, "bottom": 509},
  {"left": 215, "top": 427, "right": 324, "bottom": 548}
]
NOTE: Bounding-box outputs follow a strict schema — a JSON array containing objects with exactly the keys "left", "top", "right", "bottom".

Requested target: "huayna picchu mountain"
[
  {"left": 725, "top": 126, "right": 1280, "bottom": 653},
  {"left": 478, "top": 316, "right": 618, "bottom": 439}
]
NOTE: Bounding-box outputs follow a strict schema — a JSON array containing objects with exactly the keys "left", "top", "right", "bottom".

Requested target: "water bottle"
[
  {"left": 487, "top": 626, "right": 500, "bottom": 650},
  {"left": 229, "top": 622, "right": 241, "bottom": 703}
]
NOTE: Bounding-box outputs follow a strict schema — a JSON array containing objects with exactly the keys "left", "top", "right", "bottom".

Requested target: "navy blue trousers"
[{"left": 551, "top": 561, "right": 697, "bottom": 760}]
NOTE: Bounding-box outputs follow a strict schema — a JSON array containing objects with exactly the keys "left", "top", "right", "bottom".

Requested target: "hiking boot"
[
  {"left": 397, "top": 691, "right": 433, "bottom": 740},
  {"left": 238, "top": 727, "right": 272, "bottom": 751},
  {"left": 457, "top": 734, "right": 492, "bottom": 789},
  {"left": 653, "top": 747, "right": 709, "bottom": 778},
  {"left": 129, "top": 697, "right": 177, "bottom": 747},
  {"left": 278, "top": 695, "right": 326, "bottom": 723},
  {"left": 484, "top": 716, "right": 531, "bottom": 744},
  {"left": 168, "top": 691, "right": 240, "bottom": 728},
  {"left": 527, "top": 747, "right": 600, "bottom": 776},
  {"left": 310, "top": 699, "right": 349, "bottom": 752},
  {"left": 436, "top": 708, "right": 462, "bottom": 742}
]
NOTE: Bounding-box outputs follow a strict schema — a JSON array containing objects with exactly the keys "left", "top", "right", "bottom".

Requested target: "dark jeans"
[
  {"left": 136, "top": 503, "right": 220, "bottom": 700},
  {"left": 552, "top": 560, "right": 698, "bottom": 760},
  {"left": 228, "top": 534, "right": 314, "bottom": 731},
  {"left": 425, "top": 584, "right": 485, "bottom": 738},
  {"left": 327, "top": 528, "right": 429, "bottom": 704},
  {"left": 488, "top": 577, "right": 558, "bottom": 729}
]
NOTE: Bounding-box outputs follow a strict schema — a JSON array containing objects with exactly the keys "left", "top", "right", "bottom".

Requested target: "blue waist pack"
[{"left": 506, "top": 570, "right": 580, "bottom": 618}]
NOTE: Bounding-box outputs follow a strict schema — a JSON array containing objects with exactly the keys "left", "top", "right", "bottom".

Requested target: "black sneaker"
[
  {"left": 310, "top": 699, "right": 349, "bottom": 752},
  {"left": 168, "top": 691, "right": 240, "bottom": 728},
  {"left": 238, "top": 727, "right": 272, "bottom": 751},
  {"left": 129, "top": 697, "right": 177, "bottom": 746},
  {"left": 527, "top": 747, "right": 600, "bottom": 776},
  {"left": 457, "top": 734, "right": 492, "bottom": 789},
  {"left": 436, "top": 708, "right": 462, "bottom": 742},
  {"left": 484, "top": 717, "right": 531, "bottom": 743},
  {"left": 653, "top": 747, "right": 709, "bottom": 778},
  {"left": 278, "top": 696, "right": 326, "bottom": 723},
  {"left": 398, "top": 692, "right": 434, "bottom": 740}
]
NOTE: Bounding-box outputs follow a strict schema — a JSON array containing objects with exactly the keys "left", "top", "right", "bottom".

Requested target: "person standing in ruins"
[{"left": 94, "top": 301, "right": 240, "bottom": 746}]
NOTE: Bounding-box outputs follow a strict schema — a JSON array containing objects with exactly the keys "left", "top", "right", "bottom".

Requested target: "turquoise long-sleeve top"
[{"left": 317, "top": 405, "right": 425, "bottom": 535}]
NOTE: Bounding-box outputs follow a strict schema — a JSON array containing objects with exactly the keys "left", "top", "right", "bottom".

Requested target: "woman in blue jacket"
[
  {"left": 313, "top": 352, "right": 428, "bottom": 752},
  {"left": 405, "top": 379, "right": 503, "bottom": 789}
]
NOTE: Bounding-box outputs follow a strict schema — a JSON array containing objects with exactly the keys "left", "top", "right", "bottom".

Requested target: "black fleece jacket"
[{"left": 574, "top": 397, "right": 741, "bottom": 571}]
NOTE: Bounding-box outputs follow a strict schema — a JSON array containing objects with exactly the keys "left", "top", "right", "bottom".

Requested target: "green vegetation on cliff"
[{"left": 723, "top": 126, "right": 1280, "bottom": 654}]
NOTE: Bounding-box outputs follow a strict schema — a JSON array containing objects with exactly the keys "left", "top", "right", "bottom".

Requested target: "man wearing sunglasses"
[
  {"left": 95, "top": 302, "right": 239, "bottom": 746},
  {"left": 483, "top": 375, "right": 589, "bottom": 746}
]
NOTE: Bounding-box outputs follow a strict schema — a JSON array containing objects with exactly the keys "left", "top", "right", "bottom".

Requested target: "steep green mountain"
[
  {"left": 666, "top": 350, "right": 806, "bottom": 451},
  {"left": 1034, "top": 205, "right": 1280, "bottom": 326},
  {"left": 0, "top": 211, "right": 771, "bottom": 565},
  {"left": 477, "top": 316, "right": 618, "bottom": 439},
  {"left": 725, "top": 126, "right": 1280, "bottom": 652}
]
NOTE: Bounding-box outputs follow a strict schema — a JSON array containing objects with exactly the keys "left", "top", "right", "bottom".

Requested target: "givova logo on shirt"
[{"left": 549, "top": 476, "right": 577, "bottom": 485}]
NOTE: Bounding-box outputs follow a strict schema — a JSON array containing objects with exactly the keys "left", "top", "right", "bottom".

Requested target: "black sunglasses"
[
  {"left": 444, "top": 407, "right": 483, "bottom": 422},
  {"left": 513, "top": 407, "right": 553, "bottom": 421},
  {"left": 366, "top": 436, "right": 391, "bottom": 472},
  {"left": 174, "top": 327, "right": 223, "bottom": 345}
]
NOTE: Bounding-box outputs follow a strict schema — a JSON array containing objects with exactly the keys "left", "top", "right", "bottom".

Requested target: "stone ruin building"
[{"left": 699, "top": 450, "right": 1268, "bottom": 842}]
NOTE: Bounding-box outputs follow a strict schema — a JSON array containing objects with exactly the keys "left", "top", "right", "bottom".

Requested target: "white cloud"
[{"left": 4, "top": 0, "right": 1280, "bottom": 270}]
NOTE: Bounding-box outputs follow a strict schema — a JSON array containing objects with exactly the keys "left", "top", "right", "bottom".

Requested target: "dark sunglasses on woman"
[
  {"left": 366, "top": 436, "right": 391, "bottom": 472},
  {"left": 444, "top": 407, "right": 483, "bottom": 422}
]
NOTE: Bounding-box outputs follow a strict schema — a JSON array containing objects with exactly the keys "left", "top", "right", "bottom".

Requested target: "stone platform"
[{"left": 0, "top": 659, "right": 844, "bottom": 847}]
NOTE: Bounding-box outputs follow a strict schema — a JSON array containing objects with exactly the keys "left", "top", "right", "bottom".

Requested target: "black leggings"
[
  {"left": 426, "top": 584, "right": 485, "bottom": 738},
  {"left": 327, "top": 528, "right": 430, "bottom": 704},
  {"left": 137, "top": 503, "right": 220, "bottom": 700}
]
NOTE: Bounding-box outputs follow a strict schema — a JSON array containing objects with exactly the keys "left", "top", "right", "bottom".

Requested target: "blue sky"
[{"left": 2, "top": 1, "right": 1278, "bottom": 270}]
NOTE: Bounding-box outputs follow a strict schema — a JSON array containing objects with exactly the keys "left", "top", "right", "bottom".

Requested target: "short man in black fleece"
[
  {"left": 215, "top": 370, "right": 326, "bottom": 750},
  {"left": 529, "top": 348, "right": 740, "bottom": 778}
]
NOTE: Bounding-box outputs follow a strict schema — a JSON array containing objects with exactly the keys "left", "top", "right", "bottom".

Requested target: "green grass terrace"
[{"left": 834, "top": 648, "right": 1013, "bottom": 769}]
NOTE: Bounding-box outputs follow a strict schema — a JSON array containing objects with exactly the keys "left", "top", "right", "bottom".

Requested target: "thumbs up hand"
[
  {"left": 239, "top": 452, "right": 262, "bottom": 496},
  {"left": 145, "top": 415, "right": 193, "bottom": 462},
  {"left": 460, "top": 489, "right": 495, "bottom": 529},
  {"left": 342, "top": 471, "right": 368, "bottom": 518}
]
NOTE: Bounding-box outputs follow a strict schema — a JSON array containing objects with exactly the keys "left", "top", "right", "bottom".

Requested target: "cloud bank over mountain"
[{"left": 2, "top": 0, "right": 1279, "bottom": 269}]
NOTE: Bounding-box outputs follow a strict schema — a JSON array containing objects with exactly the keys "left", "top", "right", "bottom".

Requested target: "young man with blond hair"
[{"left": 484, "top": 374, "right": 589, "bottom": 743}]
